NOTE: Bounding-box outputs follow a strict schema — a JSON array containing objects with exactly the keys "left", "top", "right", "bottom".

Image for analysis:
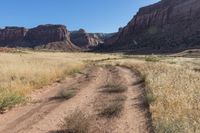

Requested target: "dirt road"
[{"left": 0, "top": 66, "right": 152, "bottom": 133}]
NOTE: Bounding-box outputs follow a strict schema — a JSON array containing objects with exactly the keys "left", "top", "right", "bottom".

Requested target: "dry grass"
[
  {"left": 0, "top": 52, "right": 85, "bottom": 111},
  {"left": 99, "top": 100, "right": 124, "bottom": 118},
  {"left": 58, "top": 88, "right": 77, "bottom": 100},
  {"left": 0, "top": 51, "right": 118, "bottom": 111},
  {"left": 62, "top": 110, "right": 91, "bottom": 133},
  {"left": 101, "top": 84, "right": 128, "bottom": 93},
  {"left": 114, "top": 57, "right": 200, "bottom": 133},
  {"left": 2, "top": 49, "right": 200, "bottom": 132},
  {"left": 99, "top": 83, "right": 126, "bottom": 118},
  {"left": 145, "top": 55, "right": 160, "bottom": 62},
  {"left": 112, "top": 95, "right": 127, "bottom": 102},
  {"left": 96, "top": 54, "right": 200, "bottom": 132}
]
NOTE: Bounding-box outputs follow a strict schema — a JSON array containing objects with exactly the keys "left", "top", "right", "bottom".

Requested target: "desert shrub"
[
  {"left": 62, "top": 110, "right": 91, "bottom": 133},
  {"left": 0, "top": 89, "right": 23, "bottom": 113}
]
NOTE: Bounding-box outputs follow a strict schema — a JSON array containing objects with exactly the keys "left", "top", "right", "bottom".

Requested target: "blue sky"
[{"left": 0, "top": 0, "right": 160, "bottom": 33}]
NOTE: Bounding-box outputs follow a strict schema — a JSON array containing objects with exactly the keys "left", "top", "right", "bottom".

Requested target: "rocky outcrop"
[
  {"left": 0, "top": 27, "right": 27, "bottom": 47},
  {"left": 104, "top": 0, "right": 200, "bottom": 52},
  {"left": 25, "top": 25, "right": 70, "bottom": 45},
  {"left": 0, "top": 24, "right": 79, "bottom": 51},
  {"left": 70, "top": 29, "right": 104, "bottom": 49}
]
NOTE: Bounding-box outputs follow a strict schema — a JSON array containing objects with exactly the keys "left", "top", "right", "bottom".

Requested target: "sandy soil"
[{"left": 0, "top": 66, "right": 152, "bottom": 133}]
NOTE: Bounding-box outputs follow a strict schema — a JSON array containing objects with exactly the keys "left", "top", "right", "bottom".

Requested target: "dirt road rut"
[{"left": 0, "top": 66, "right": 151, "bottom": 133}]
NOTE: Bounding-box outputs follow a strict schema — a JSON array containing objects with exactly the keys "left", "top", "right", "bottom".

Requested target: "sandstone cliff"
[
  {"left": 0, "top": 27, "right": 27, "bottom": 47},
  {"left": 105, "top": 0, "right": 200, "bottom": 52},
  {"left": 70, "top": 29, "right": 104, "bottom": 49},
  {"left": 25, "top": 24, "right": 79, "bottom": 50},
  {"left": 25, "top": 25, "right": 69, "bottom": 45},
  {"left": 0, "top": 24, "right": 79, "bottom": 51}
]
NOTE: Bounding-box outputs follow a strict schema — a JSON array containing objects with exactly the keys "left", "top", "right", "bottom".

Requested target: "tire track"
[
  {"left": 0, "top": 66, "right": 152, "bottom": 133},
  {"left": 0, "top": 67, "right": 98, "bottom": 133}
]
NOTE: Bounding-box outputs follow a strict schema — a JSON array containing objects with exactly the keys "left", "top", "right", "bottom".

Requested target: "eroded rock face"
[
  {"left": 0, "top": 27, "right": 27, "bottom": 47},
  {"left": 0, "top": 24, "right": 79, "bottom": 51},
  {"left": 25, "top": 24, "right": 70, "bottom": 45},
  {"left": 70, "top": 29, "right": 103, "bottom": 49},
  {"left": 105, "top": 0, "right": 200, "bottom": 52}
]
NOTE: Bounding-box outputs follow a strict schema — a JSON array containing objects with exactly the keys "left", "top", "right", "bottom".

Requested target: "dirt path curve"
[
  {"left": 113, "top": 67, "right": 150, "bottom": 133},
  {"left": 0, "top": 66, "right": 151, "bottom": 133},
  {"left": 0, "top": 67, "right": 109, "bottom": 133}
]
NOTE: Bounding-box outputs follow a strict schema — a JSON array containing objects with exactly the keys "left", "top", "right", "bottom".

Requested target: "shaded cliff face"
[
  {"left": 105, "top": 0, "right": 200, "bottom": 52},
  {"left": 70, "top": 29, "right": 104, "bottom": 49},
  {"left": 0, "top": 24, "right": 79, "bottom": 51},
  {"left": 0, "top": 27, "right": 27, "bottom": 47}
]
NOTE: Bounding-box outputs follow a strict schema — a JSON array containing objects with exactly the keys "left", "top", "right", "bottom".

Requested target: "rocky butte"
[
  {"left": 0, "top": 25, "right": 107, "bottom": 51},
  {"left": 103, "top": 0, "right": 200, "bottom": 53},
  {"left": 0, "top": 27, "right": 27, "bottom": 47},
  {"left": 0, "top": 25, "right": 79, "bottom": 51},
  {"left": 70, "top": 29, "right": 104, "bottom": 49}
]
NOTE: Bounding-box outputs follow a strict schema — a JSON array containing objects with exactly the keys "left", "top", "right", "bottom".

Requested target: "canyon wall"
[{"left": 105, "top": 0, "right": 200, "bottom": 52}]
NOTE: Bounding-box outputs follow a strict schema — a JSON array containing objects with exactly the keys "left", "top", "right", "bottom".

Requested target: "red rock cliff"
[
  {"left": 25, "top": 24, "right": 70, "bottom": 44},
  {"left": 0, "top": 27, "right": 27, "bottom": 46},
  {"left": 105, "top": 0, "right": 200, "bottom": 52},
  {"left": 70, "top": 29, "right": 103, "bottom": 49},
  {"left": 0, "top": 24, "right": 79, "bottom": 51}
]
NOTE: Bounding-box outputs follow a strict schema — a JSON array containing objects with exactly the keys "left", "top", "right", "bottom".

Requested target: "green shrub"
[{"left": 0, "top": 92, "right": 24, "bottom": 113}]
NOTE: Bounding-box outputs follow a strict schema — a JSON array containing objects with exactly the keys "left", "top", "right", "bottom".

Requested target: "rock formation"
[
  {"left": 70, "top": 29, "right": 104, "bottom": 49},
  {"left": 0, "top": 27, "right": 27, "bottom": 47},
  {"left": 104, "top": 0, "right": 200, "bottom": 52},
  {"left": 25, "top": 25, "right": 69, "bottom": 45},
  {"left": 0, "top": 24, "right": 79, "bottom": 51}
]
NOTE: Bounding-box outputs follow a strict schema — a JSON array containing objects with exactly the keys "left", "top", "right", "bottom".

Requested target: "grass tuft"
[
  {"left": 99, "top": 101, "right": 123, "bottom": 118},
  {"left": 155, "top": 120, "right": 184, "bottom": 133},
  {"left": 145, "top": 56, "right": 160, "bottom": 62},
  {"left": 101, "top": 84, "right": 127, "bottom": 93},
  {"left": 144, "top": 90, "right": 156, "bottom": 104},
  {"left": 0, "top": 91, "right": 24, "bottom": 113},
  {"left": 62, "top": 110, "right": 91, "bottom": 133},
  {"left": 58, "top": 89, "right": 77, "bottom": 100},
  {"left": 193, "top": 68, "right": 200, "bottom": 72},
  {"left": 112, "top": 95, "right": 127, "bottom": 102},
  {"left": 134, "top": 74, "right": 146, "bottom": 85}
]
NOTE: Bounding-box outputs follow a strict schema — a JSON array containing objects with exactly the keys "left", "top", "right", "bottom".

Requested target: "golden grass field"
[
  {"left": 0, "top": 51, "right": 118, "bottom": 111},
  {"left": 0, "top": 50, "right": 200, "bottom": 133},
  {"left": 102, "top": 56, "right": 200, "bottom": 133}
]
